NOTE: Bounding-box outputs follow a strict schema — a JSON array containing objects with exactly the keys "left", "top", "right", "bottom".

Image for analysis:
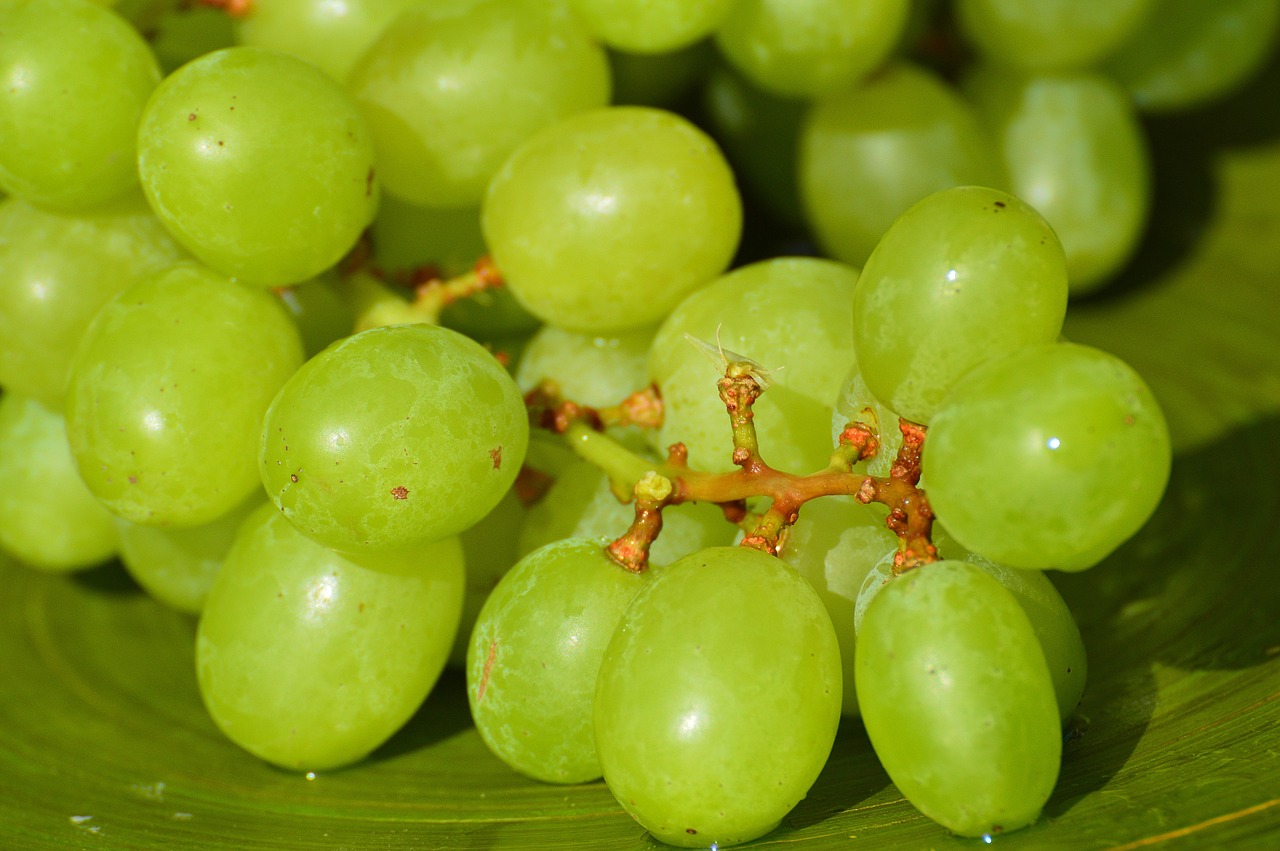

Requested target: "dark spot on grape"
[
  {"left": 358, "top": 602, "right": 365, "bottom": 613},
  {"left": 290, "top": 474, "right": 299, "bottom": 483},
  {"left": 994, "top": 200, "right": 1006, "bottom": 208},
  {"left": 1066, "top": 667, "right": 1072, "bottom": 673},
  {"left": 391, "top": 486, "right": 409, "bottom": 500},
  {"left": 366, "top": 167, "right": 375, "bottom": 197},
  {"left": 187, "top": 113, "right": 196, "bottom": 121},
  {"left": 686, "top": 829, "right": 697, "bottom": 835},
  {"left": 128, "top": 475, "right": 138, "bottom": 484},
  {"left": 217, "top": 140, "right": 224, "bottom": 147},
  {"left": 490, "top": 446, "right": 502, "bottom": 469}
]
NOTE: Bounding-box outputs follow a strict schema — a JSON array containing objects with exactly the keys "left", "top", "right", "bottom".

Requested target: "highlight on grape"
[{"left": 1, "top": 0, "right": 1269, "bottom": 846}]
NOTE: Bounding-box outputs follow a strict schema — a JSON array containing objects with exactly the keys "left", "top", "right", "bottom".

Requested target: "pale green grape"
[
  {"left": 448, "top": 486, "right": 526, "bottom": 667},
  {"left": 831, "top": 365, "right": 903, "bottom": 479},
  {"left": 855, "top": 560, "right": 1061, "bottom": 837},
  {"left": 467, "top": 537, "right": 651, "bottom": 783},
  {"left": 0, "top": 395, "right": 118, "bottom": 572},
  {"left": 197, "top": 504, "right": 464, "bottom": 770},
  {"left": 799, "top": 63, "right": 1007, "bottom": 267},
  {"left": 482, "top": 106, "right": 742, "bottom": 333},
  {"left": 0, "top": 0, "right": 160, "bottom": 209},
  {"left": 235, "top": 0, "right": 416, "bottom": 82},
  {"left": 516, "top": 459, "right": 737, "bottom": 566},
  {"left": 965, "top": 67, "right": 1151, "bottom": 295},
  {"left": 116, "top": 492, "right": 264, "bottom": 615},
  {"left": 0, "top": 192, "right": 186, "bottom": 409},
  {"left": 347, "top": 0, "right": 610, "bottom": 208},
  {"left": 137, "top": 46, "right": 378, "bottom": 285},
  {"left": 66, "top": 262, "right": 305, "bottom": 527},
  {"left": 1106, "top": 0, "right": 1280, "bottom": 113},
  {"left": 515, "top": 324, "right": 655, "bottom": 409},
  {"left": 924, "top": 342, "right": 1172, "bottom": 571},
  {"left": 715, "top": 0, "right": 910, "bottom": 98},
  {"left": 956, "top": 0, "right": 1154, "bottom": 71},
  {"left": 568, "top": 0, "right": 735, "bottom": 53},
  {"left": 779, "top": 496, "right": 897, "bottom": 715},
  {"left": 595, "top": 546, "right": 841, "bottom": 847},
  {"left": 608, "top": 42, "right": 713, "bottom": 107},
  {"left": 259, "top": 324, "right": 529, "bottom": 553},
  {"left": 274, "top": 273, "right": 356, "bottom": 358},
  {"left": 853, "top": 185, "right": 1068, "bottom": 424},
  {"left": 649, "top": 256, "right": 859, "bottom": 473}
]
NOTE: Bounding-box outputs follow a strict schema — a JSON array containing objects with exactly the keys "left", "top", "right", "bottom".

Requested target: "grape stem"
[
  {"left": 338, "top": 254, "right": 505, "bottom": 332},
  {"left": 530, "top": 363, "right": 939, "bottom": 573},
  {"left": 194, "top": 0, "right": 254, "bottom": 17}
]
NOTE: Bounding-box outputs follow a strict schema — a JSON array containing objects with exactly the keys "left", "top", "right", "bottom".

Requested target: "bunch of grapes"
[{"left": 1, "top": 0, "right": 1274, "bottom": 846}]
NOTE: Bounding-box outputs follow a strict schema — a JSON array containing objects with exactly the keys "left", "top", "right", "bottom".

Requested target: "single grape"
[
  {"left": 595, "top": 546, "right": 842, "bottom": 847},
  {"left": 197, "top": 504, "right": 464, "bottom": 770},
  {"left": 923, "top": 342, "right": 1172, "bottom": 571},
  {"left": 482, "top": 106, "right": 742, "bottom": 333},
  {"left": 515, "top": 324, "right": 655, "bottom": 409},
  {"left": 66, "top": 262, "right": 305, "bottom": 527},
  {"left": 0, "top": 0, "right": 160, "bottom": 209},
  {"left": 568, "top": 0, "right": 736, "bottom": 54},
  {"left": 799, "top": 63, "right": 1007, "bottom": 267},
  {"left": 715, "top": 0, "right": 910, "bottom": 99},
  {"left": 259, "top": 324, "right": 529, "bottom": 553},
  {"left": 964, "top": 67, "right": 1151, "bottom": 294},
  {"left": 0, "top": 395, "right": 118, "bottom": 573},
  {"left": 956, "top": 0, "right": 1154, "bottom": 71},
  {"left": 235, "top": 0, "right": 417, "bottom": 82},
  {"left": 853, "top": 185, "right": 1068, "bottom": 423},
  {"left": 467, "top": 538, "right": 651, "bottom": 783},
  {"left": 648, "top": 256, "right": 859, "bottom": 473},
  {"left": 0, "top": 192, "right": 186, "bottom": 409},
  {"left": 137, "top": 46, "right": 378, "bottom": 285},
  {"left": 855, "top": 560, "right": 1062, "bottom": 837},
  {"left": 347, "top": 0, "right": 610, "bottom": 208}
]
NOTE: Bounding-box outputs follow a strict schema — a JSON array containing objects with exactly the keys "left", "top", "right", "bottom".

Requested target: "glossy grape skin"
[
  {"left": 235, "top": 0, "right": 416, "bottom": 82},
  {"left": 965, "top": 67, "right": 1151, "bottom": 294},
  {"left": 956, "top": 0, "right": 1154, "bottom": 71},
  {"left": 197, "top": 504, "right": 464, "bottom": 771},
  {"left": 137, "top": 46, "right": 378, "bottom": 285},
  {"left": 568, "top": 0, "right": 735, "bottom": 54},
  {"left": 0, "top": 395, "right": 118, "bottom": 573},
  {"left": 594, "top": 546, "right": 842, "bottom": 847},
  {"left": 0, "top": 193, "right": 186, "bottom": 409},
  {"left": 853, "top": 185, "right": 1068, "bottom": 424},
  {"left": 482, "top": 106, "right": 742, "bottom": 333},
  {"left": 799, "top": 63, "right": 1007, "bottom": 267},
  {"left": 0, "top": 0, "right": 160, "bottom": 209},
  {"left": 715, "top": 0, "right": 910, "bottom": 99},
  {"left": 347, "top": 0, "right": 610, "bottom": 208},
  {"left": 855, "top": 560, "right": 1061, "bottom": 837},
  {"left": 466, "top": 538, "right": 651, "bottom": 783},
  {"left": 259, "top": 324, "right": 529, "bottom": 554},
  {"left": 66, "top": 262, "right": 305, "bottom": 527},
  {"left": 924, "top": 343, "right": 1172, "bottom": 571},
  {"left": 515, "top": 324, "right": 655, "bottom": 409}
]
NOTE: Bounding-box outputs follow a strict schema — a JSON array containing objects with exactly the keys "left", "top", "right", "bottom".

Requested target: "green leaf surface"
[{"left": 4, "top": 52, "right": 1280, "bottom": 851}]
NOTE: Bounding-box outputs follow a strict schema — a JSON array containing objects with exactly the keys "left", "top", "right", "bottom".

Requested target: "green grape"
[
  {"left": 608, "top": 41, "right": 713, "bottom": 107},
  {"left": 197, "top": 504, "right": 464, "bottom": 770},
  {"left": 799, "top": 63, "right": 1007, "bottom": 267},
  {"left": 853, "top": 185, "right": 1069, "bottom": 424},
  {"left": 702, "top": 62, "right": 807, "bottom": 227},
  {"left": 567, "top": 0, "right": 735, "bottom": 54},
  {"left": 649, "top": 256, "right": 859, "bottom": 474},
  {"left": 1106, "top": 0, "right": 1280, "bottom": 113},
  {"left": 137, "top": 46, "right": 378, "bottom": 285},
  {"left": 0, "top": 395, "right": 118, "bottom": 573},
  {"left": 855, "top": 560, "right": 1061, "bottom": 837},
  {"left": 347, "top": 0, "right": 610, "bottom": 208},
  {"left": 274, "top": 274, "right": 356, "bottom": 358},
  {"left": 516, "top": 459, "right": 737, "bottom": 566},
  {"left": 0, "top": 0, "right": 160, "bottom": 209},
  {"left": 779, "top": 496, "right": 897, "bottom": 715},
  {"left": 965, "top": 67, "right": 1151, "bottom": 295},
  {"left": 955, "top": 0, "right": 1154, "bottom": 71},
  {"left": 715, "top": 0, "right": 910, "bottom": 98},
  {"left": 467, "top": 537, "right": 651, "bottom": 783},
  {"left": 116, "top": 492, "right": 264, "bottom": 615},
  {"left": 482, "top": 106, "right": 742, "bottom": 333},
  {"left": 66, "top": 262, "right": 305, "bottom": 527},
  {"left": 831, "top": 365, "right": 903, "bottom": 479},
  {"left": 448, "top": 486, "right": 526, "bottom": 667},
  {"left": 235, "top": 0, "right": 416, "bottom": 82},
  {"left": 923, "top": 342, "right": 1172, "bottom": 571},
  {"left": 259, "top": 324, "right": 529, "bottom": 553},
  {"left": 594, "top": 546, "right": 842, "bottom": 847},
  {"left": 515, "top": 324, "right": 655, "bottom": 409},
  {"left": 0, "top": 192, "right": 186, "bottom": 409}
]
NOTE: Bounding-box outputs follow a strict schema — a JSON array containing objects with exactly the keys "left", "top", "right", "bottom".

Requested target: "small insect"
[{"left": 683, "top": 325, "right": 782, "bottom": 390}]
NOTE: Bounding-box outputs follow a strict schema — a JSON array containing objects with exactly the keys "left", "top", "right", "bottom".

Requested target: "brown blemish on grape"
[
  {"left": 290, "top": 474, "right": 298, "bottom": 483},
  {"left": 477, "top": 639, "right": 498, "bottom": 703},
  {"left": 391, "top": 486, "right": 409, "bottom": 500},
  {"left": 994, "top": 200, "right": 1006, "bottom": 209},
  {"left": 365, "top": 167, "right": 375, "bottom": 197},
  {"left": 128, "top": 475, "right": 138, "bottom": 484},
  {"left": 686, "top": 829, "right": 697, "bottom": 835},
  {"left": 489, "top": 446, "right": 502, "bottom": 469},
  {"left": 187, "top": 113, "right": 197, "bottom": 121}
]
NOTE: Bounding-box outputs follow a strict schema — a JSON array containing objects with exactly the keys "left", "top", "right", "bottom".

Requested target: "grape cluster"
[{"left": 0, "top": 0, "right": 1271, "bottom": 846}]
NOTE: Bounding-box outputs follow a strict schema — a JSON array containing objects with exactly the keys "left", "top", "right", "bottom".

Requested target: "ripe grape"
[
  {"left": 568, "top": 0, "right": 736, "bottom": 54},
  {"left": 234, "top": 0, "right": 417, "bottom": 82},
  {"left": 955, "top": 0, "right": 1154, "bottom": 71}
]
